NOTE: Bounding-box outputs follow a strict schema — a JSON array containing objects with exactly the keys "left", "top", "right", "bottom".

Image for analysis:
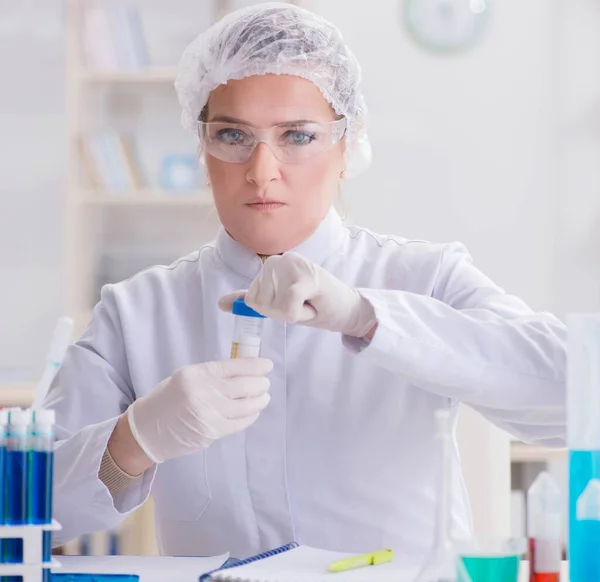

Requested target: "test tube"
[
  {"left": 4, "top": 408, "right": 29, "bottom": 581},
  {"left": 29, "top": 409, "right": 55, "bottom": 581},
  {"left": 527, "top": 471, "right": 561, "bottom": 582},
  {"left": 573, "top": 479, "right": 600, "bottom": 582},
  {"left": 230, "top": 299, "right": 266, "bottom": 359},
  {"left": 567, "top": 314, "right": 600, "bottom": 582},
  {"left": 0, "top": 409, "right": 7, "bottom": 570}
]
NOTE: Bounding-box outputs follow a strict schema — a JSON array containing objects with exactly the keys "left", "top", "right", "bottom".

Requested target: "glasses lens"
[
  {"left": 272, "top": 119, "right": 347, "bottom": 162},
  {"left": 199, "top": 122, "right": 255, "bottom": 163}
]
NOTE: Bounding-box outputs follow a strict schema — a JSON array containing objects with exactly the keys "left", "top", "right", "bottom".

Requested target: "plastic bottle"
[
  {"left": 573, "top": 479, "right": 600, "bottom": 582},
  {"left": 527, "top": 471, "right": 562, "bottom": 582},
  {"left": 230, "top": 299, "right": 266, "bottom": 359}
]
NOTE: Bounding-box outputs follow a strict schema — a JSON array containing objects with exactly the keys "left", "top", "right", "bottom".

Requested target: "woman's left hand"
[{"left": 219, "top": 252, "right": 377, "bottom": 339}]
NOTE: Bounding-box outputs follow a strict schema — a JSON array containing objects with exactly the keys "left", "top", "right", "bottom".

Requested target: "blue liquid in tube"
[
  {"left": 0, "top": 411, "right": 7, "bottom": 582},
  {"left": 0, "top": 417, "right": 5, "bottom": 563},
  {"left": 568, "top": 450, "right": 600, "bottom": 582},
  {"left": 5, "top": 449, "right": 26, "bottom": 582},
  {"left": 30, "top": 450, "right": 53, "bottom": 582},
  {"left": 29, "top": 409, "right": 55, "bottom": 582},
  {"left": 3, "top": 409, "right": 29, "bottom": 582}
]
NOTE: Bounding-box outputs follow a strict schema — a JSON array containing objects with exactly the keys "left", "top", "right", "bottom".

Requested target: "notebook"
[{"left": 200, "top": 544, "right": 418, "bottom": 582}]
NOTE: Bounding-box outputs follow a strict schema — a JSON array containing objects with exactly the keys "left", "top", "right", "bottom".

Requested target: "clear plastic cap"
[
  {"left": 8, "top": 408, "right": 31, "bottom": 435},
  {"left": 576, "top": 479, "right": 600, "bottom": 521},
  {"left": 567, "top": 314, "right": 600, "bottom": 448},
  {"left": 8, "top": 408, "right": 30, "bottom": 424},
  {"left": 527, "top": 471, "right": 562, "bottom": 538}
]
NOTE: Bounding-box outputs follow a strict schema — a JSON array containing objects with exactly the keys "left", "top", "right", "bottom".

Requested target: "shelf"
[
  {"left": 80, "top": 190, "right": 213, "bottom": 206},
  {"left": 77, "top": 68, "right": 178, "bottom": 84},
  {"left": 510, "top": 442, "right": 567, "bottom": 463},
  {"left": 0, "top": 382, "right": 35, "bottom": 407}
]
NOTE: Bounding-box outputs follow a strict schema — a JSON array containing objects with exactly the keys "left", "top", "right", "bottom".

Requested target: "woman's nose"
[{"left": 245, "top": 142, "right": 282, "bottom": 188}]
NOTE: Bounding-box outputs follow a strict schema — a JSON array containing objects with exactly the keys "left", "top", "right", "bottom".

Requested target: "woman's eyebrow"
[
  {"left": 209, "top": 115, "right": 251, "bottom": 124},
  {"left": 208, "top": 115, "right": 320, "bottom": 126}
]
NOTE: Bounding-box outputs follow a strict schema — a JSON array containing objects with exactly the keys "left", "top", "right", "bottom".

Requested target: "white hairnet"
[{"left": 174, "top": 2, "right": 371, "bottom": 178}]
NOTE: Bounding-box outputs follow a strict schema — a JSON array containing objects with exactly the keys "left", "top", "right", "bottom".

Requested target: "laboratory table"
[{"left": 57, "top": 556, "right": 569, "bottom": 582}]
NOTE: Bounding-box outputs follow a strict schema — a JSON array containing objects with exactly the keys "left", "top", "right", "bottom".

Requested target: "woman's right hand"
[{"left": 119, "top": 358, "right": 273, "bottom": 466}]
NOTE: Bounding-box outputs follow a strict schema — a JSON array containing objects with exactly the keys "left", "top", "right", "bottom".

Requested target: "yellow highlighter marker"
[{"left": 327, "top": 549, "right": 394, "bottom": 573}]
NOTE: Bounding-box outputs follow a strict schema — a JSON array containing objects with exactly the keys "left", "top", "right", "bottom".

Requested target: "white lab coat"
[{"left": 46, "top": 209, "right": 566, "bottom": 562}]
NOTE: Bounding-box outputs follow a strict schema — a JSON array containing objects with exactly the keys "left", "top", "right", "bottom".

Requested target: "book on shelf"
[
  {"left": 80, "top": 2, "right": 149, "bottom": 71},
  {"left": 79, "top": 130, "right": 144, "bottom": 193}
]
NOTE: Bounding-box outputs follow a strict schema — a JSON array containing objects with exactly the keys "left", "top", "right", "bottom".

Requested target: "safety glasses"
[{"left": 197, "top": 117, "right": 347, "bottom": 164}]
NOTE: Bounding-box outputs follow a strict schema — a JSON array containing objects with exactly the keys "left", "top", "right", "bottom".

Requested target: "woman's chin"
[{"left": 239, "top": 231, "right": 295, "bottom": 256}]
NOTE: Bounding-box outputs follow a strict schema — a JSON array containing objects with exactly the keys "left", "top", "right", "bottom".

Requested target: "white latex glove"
[
  {"left": 219, "top": 252, "right": 377, "bottom": 338},
  {"left": 127, "top": 358, "right": 273, "bottom": 464}
]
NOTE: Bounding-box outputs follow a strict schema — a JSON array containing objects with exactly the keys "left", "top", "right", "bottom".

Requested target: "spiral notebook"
[{"left": 199, "top": 543, "right": 417, "bottom": 582}]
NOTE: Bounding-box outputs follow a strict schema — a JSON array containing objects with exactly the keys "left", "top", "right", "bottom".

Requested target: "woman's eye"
[
  {"left": 215, "top": 128, "right": 248, "bottom": 144},
  {"left": 282, "top": 130, "right": 317, "bottom": 146}
]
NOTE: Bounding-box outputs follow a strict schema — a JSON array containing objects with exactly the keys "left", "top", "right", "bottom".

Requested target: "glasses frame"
[{"left": 196, "top": 117, "right": 347, "bottom": 164}]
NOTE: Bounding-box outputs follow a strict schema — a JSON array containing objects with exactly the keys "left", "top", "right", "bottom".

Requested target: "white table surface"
[{"left": 57, "top": 556, "right": 569, "bottom": 582}]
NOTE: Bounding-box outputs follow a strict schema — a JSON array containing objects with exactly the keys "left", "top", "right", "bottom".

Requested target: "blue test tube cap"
[{"left": 232, "top": 298, "right": 266, "bottom": 319}]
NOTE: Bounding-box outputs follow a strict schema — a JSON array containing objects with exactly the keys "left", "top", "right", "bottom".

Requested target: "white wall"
[
  {"left": 0, "top": 0, "right": 66, "bottom": 379},
  {"left": 313, "top": 0, "right": 559, "bottom": 313},
  {"left": 552, "top": 0, "right": 600, "bottom": 317},
  {"left": 0, "top": 0, "right": 215, "bottom": 378}
]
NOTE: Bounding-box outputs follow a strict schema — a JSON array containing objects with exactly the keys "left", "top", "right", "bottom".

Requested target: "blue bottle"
[
  {"left": 4, "top": 409, "right": 30, "bottom": 582},
  {"left": 567, "top": 314, "right": 600, "bottom": 582},
  {"left": 573, "top": 479, "right": 600, "bottom": 581},
  {"left": 0, "top": 409, "right": 7, "bottom": 582},
  {"left": 0, "top": 411, "right": 7, "bottom": 547},
  {"left": 28, "top": 409, "right": 55, "bottom": 582}
]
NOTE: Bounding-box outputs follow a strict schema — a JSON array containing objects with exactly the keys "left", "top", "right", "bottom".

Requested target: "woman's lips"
[{"left": 246, "top": 201, "right": 286, "bottom": 211}]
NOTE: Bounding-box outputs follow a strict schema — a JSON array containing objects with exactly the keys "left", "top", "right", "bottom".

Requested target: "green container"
[
  {"left": 459, "top": 555, "right": 520, "bottom": 582},
  {"left": 455, "top": 537, "right": 526, "bottom": 582}
]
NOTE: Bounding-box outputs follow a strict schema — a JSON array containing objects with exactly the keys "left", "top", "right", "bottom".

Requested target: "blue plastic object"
[
  {"left": 569, "top": 451, "right": 600, "bottom": 582},
  {"left": 5, "top": 447, "right": 26, "bottom": 577},
  {"left": 232, "top": 299, "right": 265, "bottom": 319},
  {"left": 51, "top": 575, "right": 139, "bottom": 582},
  {"left": 29, "top": 450, "right": 53, "bottom": 525},
  {"left": 159, "top": 154, "right": 198, "bottom": 191}
]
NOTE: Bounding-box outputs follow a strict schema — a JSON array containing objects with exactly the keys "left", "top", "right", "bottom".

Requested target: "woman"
[{"left": 47, "top": 2, "right": 566, "bottom": 563}]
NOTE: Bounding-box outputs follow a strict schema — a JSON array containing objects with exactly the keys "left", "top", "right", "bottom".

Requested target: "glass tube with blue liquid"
[
  {"left": 0, "top": 409, "right": 6, "bottom": 570},
  {"left": 567, "top": 314, "right": 600, "bottom": 582},
  {"left": 28, "top": 409, "right": 54, "bottom": 581},
  {"left": 4, "top": 408, "right": 29, "bottom": 582}
]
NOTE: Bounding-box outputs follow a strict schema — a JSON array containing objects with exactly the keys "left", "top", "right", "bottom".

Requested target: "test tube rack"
[{"left": 0, "top": 520, "right": 61, "bottom": 582}]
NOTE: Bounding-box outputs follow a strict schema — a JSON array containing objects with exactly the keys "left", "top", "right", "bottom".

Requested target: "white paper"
[{"left": 212, "top": 546, "right": 417, "bottom": 582}]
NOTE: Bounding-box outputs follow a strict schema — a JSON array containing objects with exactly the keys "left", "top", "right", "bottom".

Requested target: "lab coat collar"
[{"left": 214, "top": 207, "right": 346, "bottom": 281}]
